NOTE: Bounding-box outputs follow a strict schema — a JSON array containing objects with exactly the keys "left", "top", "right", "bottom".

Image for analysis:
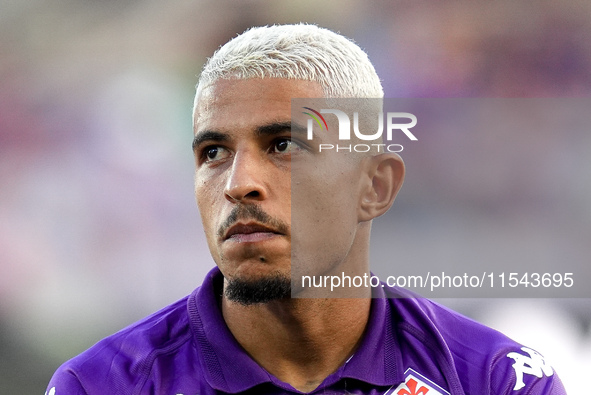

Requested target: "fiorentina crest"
[{"left": 386, "top": 368, "right": 450, "bottom": 395}]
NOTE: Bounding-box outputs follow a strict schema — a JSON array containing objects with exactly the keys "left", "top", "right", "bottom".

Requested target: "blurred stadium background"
[{"left": 1, "top": 0, "right": 590, "bottom": 392}]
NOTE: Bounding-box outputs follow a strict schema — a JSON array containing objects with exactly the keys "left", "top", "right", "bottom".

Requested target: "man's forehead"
[
  {"left": 195, "top": 79, "right": 323, "bottom": 110},
  {"left": 193, "top": 78, "right": 324, "bottom": 132}
]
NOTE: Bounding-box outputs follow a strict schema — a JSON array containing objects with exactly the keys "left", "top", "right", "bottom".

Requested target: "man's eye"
[
  {"left": 272, "top": 138, "right": 299, "bottom": 153},
  {"left": 203, "top": 146, "right": 230, "bottom": 162}
]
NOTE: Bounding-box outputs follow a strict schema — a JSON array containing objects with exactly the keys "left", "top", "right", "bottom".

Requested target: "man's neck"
[{"left": 221, "top": 295, "right": 372, "bottom": 392}]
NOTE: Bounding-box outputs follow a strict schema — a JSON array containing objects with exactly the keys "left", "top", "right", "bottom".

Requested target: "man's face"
[{"left": 193, "top": 78, "right": 366, "bottom": 301}]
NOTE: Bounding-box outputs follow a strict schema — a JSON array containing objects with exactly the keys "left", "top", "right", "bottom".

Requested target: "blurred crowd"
[{"left": 1, "top": 0, "right": 590, "bottom": 392}]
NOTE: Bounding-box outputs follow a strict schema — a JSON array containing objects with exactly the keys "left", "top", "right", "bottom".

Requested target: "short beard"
[{"left": 225, "top": 275, "right": 291, "bottom": 305}]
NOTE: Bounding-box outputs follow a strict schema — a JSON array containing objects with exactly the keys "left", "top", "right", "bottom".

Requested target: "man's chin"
[{"left": 224, "top": 274, "right": 291, "bottom": 306}]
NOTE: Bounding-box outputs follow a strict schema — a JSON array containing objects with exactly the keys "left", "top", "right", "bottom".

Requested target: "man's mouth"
[{"left": 223, "top": 223, "right": 283, "bottom": 242}]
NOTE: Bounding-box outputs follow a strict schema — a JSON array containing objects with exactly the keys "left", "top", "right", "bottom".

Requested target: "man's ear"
[{"left": 358, "top": 153, "right": 405, "bottom": 222}]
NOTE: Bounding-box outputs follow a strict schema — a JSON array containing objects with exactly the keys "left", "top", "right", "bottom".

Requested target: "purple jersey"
[{"left": 46, "top": 267, "right": 566, "bottom": 394}]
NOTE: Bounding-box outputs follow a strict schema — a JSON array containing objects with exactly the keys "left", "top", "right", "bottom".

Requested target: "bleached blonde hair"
[{"left": 194, "top": 24, "right": 383, "bottom": 113}]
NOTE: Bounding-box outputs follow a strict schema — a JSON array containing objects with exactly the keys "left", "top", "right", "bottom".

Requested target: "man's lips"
[{"left": 223, "top": 223, "right": 283, "bottom": 242}]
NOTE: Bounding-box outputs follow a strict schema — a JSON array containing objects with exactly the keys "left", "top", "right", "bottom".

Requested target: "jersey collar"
[
  {"left": 189, "top": 267, "right": 404, "bottom": 393},
  {"left": 340, "top": 286, "right": 404, "bottom": 386}
]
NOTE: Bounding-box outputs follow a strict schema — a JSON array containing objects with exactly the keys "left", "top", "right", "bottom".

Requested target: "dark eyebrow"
[
  {"left": 192, "top": 131, "right": 229, "bottom": 151},
  {"left": 192, "top": 121, "right": 307, "bottom": 151},
  {"left": 256, "top": 121, "right": 307, "bottom": 136}
]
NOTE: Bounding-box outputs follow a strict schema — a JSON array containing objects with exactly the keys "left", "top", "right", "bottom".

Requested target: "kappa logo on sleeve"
[
  {"left": 385, "top": 368, "right": 450, "bottom": 395},
  {"left": 507, "top": 347, "right": 554, "bottom": 391}
]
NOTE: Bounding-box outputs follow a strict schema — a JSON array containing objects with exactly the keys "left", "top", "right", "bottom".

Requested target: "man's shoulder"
[
  {"left": 383, "top": 288, "right": 566, "bottom": 394},
  {"left": 390, "top": 290, "right": 514, "bottom": 350},
  {"left": 47, "top": 295, "right": 196, "bottom": 394}
]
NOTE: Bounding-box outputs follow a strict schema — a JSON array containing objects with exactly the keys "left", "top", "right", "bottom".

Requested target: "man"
[{"left": 46, "top": 24, "right": 566, "bottom": 394}]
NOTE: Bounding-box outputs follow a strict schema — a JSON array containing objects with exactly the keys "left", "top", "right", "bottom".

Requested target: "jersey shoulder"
[
  {"left": 385, "top": 288, "right": 567, "bottom": 394},
  {"left": 46, "top": 296, "right": 195, "bottom": 394}
]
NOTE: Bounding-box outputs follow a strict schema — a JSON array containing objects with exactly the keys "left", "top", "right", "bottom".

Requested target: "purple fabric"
[{"left": 46, "top": 267, "right": 566, "bottom": 394}]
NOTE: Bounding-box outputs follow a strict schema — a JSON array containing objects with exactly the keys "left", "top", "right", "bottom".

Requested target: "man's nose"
[{"left": 224, "top": 152, "right": 267, "bottom": 203}]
